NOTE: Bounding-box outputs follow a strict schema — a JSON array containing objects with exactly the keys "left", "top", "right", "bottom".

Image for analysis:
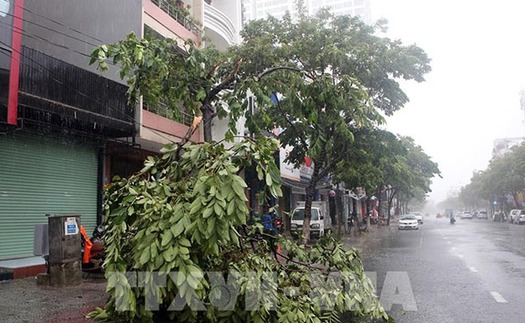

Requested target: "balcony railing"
[
  {"left": 144, "top": 102, "right": 194, "bottom": 127},
  {"left": 203, "top": 2, "right": 237, "bottom": 45},
  {"left": 150, "top": 0, "right": 202, "bottom": 37}
]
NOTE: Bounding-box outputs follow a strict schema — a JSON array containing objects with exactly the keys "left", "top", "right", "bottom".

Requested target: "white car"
[
  {"left": 411, "top": 212, "right": 424, "bottom": 224},
  {"left": 461, "top": 211, "right": 473, "bottom": 219},
  {"left": 398, "top": 215, "right": 419, "bottom": 230},
  {"left": 476, "top": 210, "right": 488, "bottom": 219},
  {"left": 513, "top": 209, "right": 525, "bottom": 225},
  {"left": 509, "top": 209, "right": 522, "bottom": 223}
]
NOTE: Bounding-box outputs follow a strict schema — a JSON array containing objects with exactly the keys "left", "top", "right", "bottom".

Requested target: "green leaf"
[
  {"left": 203, "top": 206, "right": 214, "bottom": 218},
  {"left": 139, "top": 247, "right": 150, "bottom": 265},
  {"left": 178, "top": 238, "right": 191, "bottom": 248},
  {"left": 196, "top": 89, "right": 207, "bottom": 101},
  {"left": 171, "top": 223, "right": 184, "bottom": 238},
  {"left": 265, "top": 172, "right": 273, "bottom": 186},
  {"left": 161, "top": 230, "right": 173, "bottom": 247}
]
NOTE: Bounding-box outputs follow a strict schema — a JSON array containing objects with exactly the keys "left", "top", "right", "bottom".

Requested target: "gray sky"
[{"left": 371, "top": 0, "right": 525, "bottom": 202}]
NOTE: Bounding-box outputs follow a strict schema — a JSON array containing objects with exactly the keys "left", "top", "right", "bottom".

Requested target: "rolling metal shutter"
[{"left": 0, "top": 132, "right": 98, "bottom": 260}]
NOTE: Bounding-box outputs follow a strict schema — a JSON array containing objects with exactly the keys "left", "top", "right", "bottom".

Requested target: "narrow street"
[{"left": 354, "top": 217, "right": 525, "bottom": 323}]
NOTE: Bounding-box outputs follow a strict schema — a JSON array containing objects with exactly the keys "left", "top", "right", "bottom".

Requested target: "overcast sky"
[{"left": 370, "top": 0, "right": 525, "bottom": 203}]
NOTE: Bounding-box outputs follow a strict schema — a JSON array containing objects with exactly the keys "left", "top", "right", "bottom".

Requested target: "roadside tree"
[{"left": 236, "top": 9, "right": 431, "bottom": 242}]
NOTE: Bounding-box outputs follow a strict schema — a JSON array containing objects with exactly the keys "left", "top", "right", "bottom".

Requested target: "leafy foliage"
[
  {"left": 335, "top": 128, "right": 439, "bottom": 222},
  {"left": 458, "top": 142, "right": 525, "bottom": 211},
  {"left": 90, "top": 138, "right": 389, "bottom": 322},
  {"left": 90, "top": 33, "right": 242, "bottom": 142},
  {"left": 230, "top": 9, "right": 431, "bottom": 239}
]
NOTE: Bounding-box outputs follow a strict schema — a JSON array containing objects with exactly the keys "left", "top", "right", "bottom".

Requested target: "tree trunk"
[
  {"left": 302, "top": 158, "right": 324, "bottom": 245},
  {"left": 387, "top": 190, "right": 396, "bottom": 226},
  {"left": 302, "top": 183, "right": 315, "bottom": 245},
  {"left": 376, "top": 187, "right": 383, "bottom": 225},
  {"left": 352, "top": 197, "right": 358, "bottom": 235},
  {"left": 334, "top": 190, "right": 343, "bottom": 240},
  {"left": 202, "top": 105, "right": 214, "bottom": 142}
]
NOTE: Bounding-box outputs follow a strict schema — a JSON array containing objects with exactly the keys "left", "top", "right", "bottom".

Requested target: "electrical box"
[{"left": 45, "top": 214, "right": 82, "bottom": 286}]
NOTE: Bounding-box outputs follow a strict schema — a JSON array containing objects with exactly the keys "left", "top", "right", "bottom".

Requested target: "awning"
[{"left": 281, "top": 177, "right": 308, "bottom": 194}]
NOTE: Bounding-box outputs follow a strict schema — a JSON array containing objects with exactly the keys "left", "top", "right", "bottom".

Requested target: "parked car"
[
  {"left": 461, "top": 211, "right": 473, "bottom": 219},
  {"left": 513, "top": 209, "right": 525, "bottom": 225},
  {"left": 509, "top": 209, "right": 522, "bottom": 223},
  {"left": 476, "top": 210, "right": 488, "bottom": 219},
  {"left": 398, "top": 214, "right": 419, "bottom": 230},
  {"left": 411, "top": 212, "right": 424, "bottom": 224}
]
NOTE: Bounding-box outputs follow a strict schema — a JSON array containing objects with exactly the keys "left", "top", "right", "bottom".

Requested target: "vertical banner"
[
  {"left": 7, "top": 0, "right": 23, "bottom": 125},
  {"left": 0, "top": 0, "right": 23, "bottom": 126},
  {"left": 0, "top": 0, "right": 14, "bottom": 122}
]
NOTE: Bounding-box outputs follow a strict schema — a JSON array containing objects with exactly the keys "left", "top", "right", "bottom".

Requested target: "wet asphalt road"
[{"left": 358, "top": 217, "right": 525, "bottom": 323}]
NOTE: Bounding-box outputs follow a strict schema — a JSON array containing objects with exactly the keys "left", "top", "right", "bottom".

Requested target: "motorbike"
[
  {"left": 450, "top": 217, "right": 456, "bottom": 224},
  {"left": 274, "top": 217, "right": 283, "bottom": 233},
  {"left": 80, "top": 224, "right": 105, "bottom": 272}
]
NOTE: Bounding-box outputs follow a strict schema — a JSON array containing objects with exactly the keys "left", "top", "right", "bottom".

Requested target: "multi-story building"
[
  {"left": 243, "top": 0, "right": 371, "bottom": 23},
  {"left": 0, "top": 0, "right": 241, "bottom": 270},
  {"left": 242, "top": 0, "right": 371, "bottom": 225},
  {"left": 492, "top": 137, "right": 525, "bottom": 158}
]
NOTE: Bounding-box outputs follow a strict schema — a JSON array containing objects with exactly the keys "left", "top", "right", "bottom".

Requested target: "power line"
[
  {"left": 0, "top": 21, "right": 93, "bottom": 60},
  {"left": 1, "top": 38, "right": 195, "bottom": 146},
  {"left": 9, "top": 3, "right": 106, "bottom": 46},
  {"left": 0, "top": 37, "right": 136, "bottom": 125},
  {"left": 1, "top": 5, "right": 200, "bottom": 146}
]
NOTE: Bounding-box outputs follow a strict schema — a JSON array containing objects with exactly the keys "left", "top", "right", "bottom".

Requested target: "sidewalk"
[
  {"left": 0, "top": 273, "right": 107, "bottom": 323},
  {"left": 0, "top": 225, "right": 398, "bottom": 323},
  {"left": 344, "top": 222, "right": 399, "bottom": 255}
]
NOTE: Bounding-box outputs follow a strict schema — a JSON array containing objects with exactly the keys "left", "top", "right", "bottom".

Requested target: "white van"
[{"left": 290, "top": 201, "right": 332, "bottom": 239}]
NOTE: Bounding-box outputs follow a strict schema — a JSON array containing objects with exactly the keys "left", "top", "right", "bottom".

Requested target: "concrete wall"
[{"left": 23, "top": 0, "right": 143, "bottom": 83}]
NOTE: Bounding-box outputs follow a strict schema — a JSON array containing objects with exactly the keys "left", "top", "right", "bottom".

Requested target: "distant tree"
[{"left": 465, "top": 143, "right": 525, "bottom": 211}]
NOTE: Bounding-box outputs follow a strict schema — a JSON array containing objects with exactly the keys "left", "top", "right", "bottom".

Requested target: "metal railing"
[
  {"left": 144, "top": 101, "right": 194, "bottom": 127},
  {"left": 150, "top": 0, "right": 202, "bottom": 37}
]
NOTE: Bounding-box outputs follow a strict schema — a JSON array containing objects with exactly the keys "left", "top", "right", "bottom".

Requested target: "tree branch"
[
  {"left": 273, "top": 101, "right": 309, "bottom": 151},
  {"left": 257, "top": 66, "right": 302, "bottom": 79},
  {"left": 208, "top": 59, "right": 243, "bottom": 100}
]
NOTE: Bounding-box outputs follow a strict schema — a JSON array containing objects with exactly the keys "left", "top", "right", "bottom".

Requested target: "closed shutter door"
[{"left": 0, "top": 132, "right": 98, "bottom": 260}]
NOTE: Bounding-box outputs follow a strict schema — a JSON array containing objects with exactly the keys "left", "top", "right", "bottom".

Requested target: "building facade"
[
  {"left": 243, "top": 0, "right": 371, "bottom": 23},
  {"left": 241, "top": 0, "right": 371, "bottom": 226},
  {"left": 0, "top": 0, "right": 241, "bottom": 261}
]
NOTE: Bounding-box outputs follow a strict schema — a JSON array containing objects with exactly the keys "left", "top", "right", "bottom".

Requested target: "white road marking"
[
  {"left": 468, "top": 267, "right": 478, "bottom": 273},
  {"left": 457, "top": 254, "right": 464, "bottom": 258},
  {"left": 490, "top": 291, "right": 507, "bottom": 303},
  {"left": 447, "top": 241, "right": 452, "bottom": 244}
]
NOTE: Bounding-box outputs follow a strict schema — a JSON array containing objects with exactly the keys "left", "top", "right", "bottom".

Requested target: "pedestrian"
[
  {"left": 261, "top": 211, "right": 276, "bottom": 234},
  {"left": 371, "top": 207, "right": 378, "bottom": 224}
]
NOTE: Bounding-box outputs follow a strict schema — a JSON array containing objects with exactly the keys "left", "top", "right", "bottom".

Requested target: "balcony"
[
  {"left": 17, "top": 46, "right": 134, "bottom": 139},
  {"left": 203, "top": 2, "right": 238, "bottom": 50},
  {"left": 150, "top": 0, "right": 202, "bottom": 37}
]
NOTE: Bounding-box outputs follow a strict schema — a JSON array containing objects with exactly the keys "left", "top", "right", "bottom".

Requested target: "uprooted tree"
[
  {"left": 88, "top": 135, "right": 390, "bottom": 322},
  {"left": 86, "top": 7, "right": 411, "bottom": 322}
]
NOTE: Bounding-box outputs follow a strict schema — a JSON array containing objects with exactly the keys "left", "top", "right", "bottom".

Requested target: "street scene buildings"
[
  {"left": 0, "top": 0, "right": 237, "bottom": 263},
  {"left": 2, "top": 1, "right": 525, "bottom": 323},
  {"left": 0, "top": 0, "right": 375, "bottom": 265}
]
